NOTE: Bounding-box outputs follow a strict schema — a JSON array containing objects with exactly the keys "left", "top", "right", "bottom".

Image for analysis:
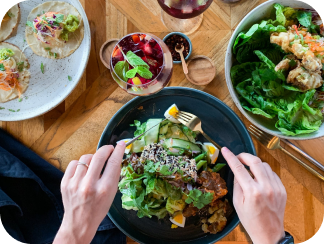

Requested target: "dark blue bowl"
[
  {"left": 97, "top": 87, "right": 256, "bottom": 244},
  {"left": 163, "top": 32, "right": 192, "bottom": 64}
]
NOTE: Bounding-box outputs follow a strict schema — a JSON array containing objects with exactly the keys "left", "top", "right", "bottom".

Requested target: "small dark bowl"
[
  {"left": 97, "top": 87, "right": 256, "bottom": 244},
  {"left": 163, "top": 32, "right": 192, "bottom": 64}
]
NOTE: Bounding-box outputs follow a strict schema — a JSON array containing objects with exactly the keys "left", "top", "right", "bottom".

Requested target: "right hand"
[{"left": 221, "top": 147, "right": 287, "bottom": 244}]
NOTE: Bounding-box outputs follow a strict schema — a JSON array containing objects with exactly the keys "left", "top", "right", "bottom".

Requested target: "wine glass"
[
  {"left": 110, "top": 33, "right": 173, "bottom": 96},
  {"left": 157, "top": 0, "right": 213, "bottom": 35}
]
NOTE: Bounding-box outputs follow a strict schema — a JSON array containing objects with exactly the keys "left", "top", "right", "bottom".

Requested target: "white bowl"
[{"left": 225, "top": 0, "right": 323, "bottom": 140}]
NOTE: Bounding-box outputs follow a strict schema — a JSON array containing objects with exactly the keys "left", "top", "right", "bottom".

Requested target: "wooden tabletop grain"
[{"left": 1, "top": 0, "right": 324, "bottom": 243}]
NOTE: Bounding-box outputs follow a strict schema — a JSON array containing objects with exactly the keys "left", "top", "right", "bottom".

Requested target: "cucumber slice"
[
  {"left": 144, "top": 119, "right": 163, "bottom": 145},
  {"left": 159, "top": 134, "right": 167, "bottom": 141},
  {"left": 159, "top": 124, "right": 169, "bottom": 135},
  {"left": 170, "top": 125, "right": 188, "bottom": 141},
  {"left": 163, "top": 138, "right": 201, "bottom": 152},
  {"left": 132, "top": 139, "right": 145, "bottom": 153}
]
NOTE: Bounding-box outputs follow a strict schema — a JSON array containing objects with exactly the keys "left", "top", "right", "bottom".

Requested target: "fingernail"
[
  {"left": 117, "top": 141, "right": 125, "bottom": 146},
  {"left": 222, "top": 147, "right": 229, "bottom": 153}
]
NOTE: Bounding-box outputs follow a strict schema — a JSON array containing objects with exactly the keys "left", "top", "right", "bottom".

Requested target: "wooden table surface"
[{"left": 1, "top": 0, "right": 324, "bottom": 243}]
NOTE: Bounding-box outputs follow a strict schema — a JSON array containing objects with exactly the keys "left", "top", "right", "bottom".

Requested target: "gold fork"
[
  {"left": 176, "top": 111, "right": 222, "bottom": 150},
  {"left": 248, "top": 124, "right": 324, "bottom": 181}
]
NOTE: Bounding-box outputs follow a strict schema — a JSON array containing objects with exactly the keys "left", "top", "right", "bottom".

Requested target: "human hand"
[
  {"left": 221, "top": 147, "right": 287, "bottom": 244},
  {"left": 53, "top": 142, "right": 126, "bottom": 244}
]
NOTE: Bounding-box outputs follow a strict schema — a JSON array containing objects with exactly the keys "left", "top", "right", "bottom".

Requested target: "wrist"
[
  {"left": 252, "top": 230, "right": 285, "bottom": 244},
  {"left": 54, "top": 218, "right": 96, "bottom": 244}
]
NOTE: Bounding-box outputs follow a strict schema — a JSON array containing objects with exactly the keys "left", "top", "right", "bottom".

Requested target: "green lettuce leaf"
[
  {"left": 233, "top": 21, "right": 286, "bottom": 63},
  {"left": 275, "top": 90, "right": 323, "bottom": 135}
]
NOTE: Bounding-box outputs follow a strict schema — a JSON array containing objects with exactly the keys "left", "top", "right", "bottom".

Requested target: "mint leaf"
[
  {"left": 126, "top": 51, "right": 149, "bottom": 68},
  {"left": 0, "top": 63, "right": 5, "bottom": 71},
  {"left": 185, "top": 189, "right": 214, "bottom": 209},
  {"left": 26, "top": 21, "right": 37, "bottom": 33},
  {"left": 137, "top": 66, "right": 153, "bottom": 79},
  {"left": 114, "top": 61, "right": 129, "bottom": 82},
  {"left": 126, "top": 66, "right": 138, "bottom": 78}
]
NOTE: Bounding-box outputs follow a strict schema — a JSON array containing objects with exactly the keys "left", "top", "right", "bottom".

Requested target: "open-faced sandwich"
[
  {"left": 0, "top": 4, "right": 20, "bottom": 42},
  {"left": 0, "top": 42, "right": 30, "bottom": 103},
  {"left": 25, "top": 1, "right": 84, "bottom": 59}
]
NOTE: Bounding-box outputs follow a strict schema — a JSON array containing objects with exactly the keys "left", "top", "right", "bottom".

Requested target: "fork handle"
[
  {"left": 282, "top": 139, "right": 324, "bottom": 172},
  {"left": 201, "top": 131, "right": 222, "bottom": 150},
  {"left": 280, "top": 147, "right": 324, "bottom": 181}
]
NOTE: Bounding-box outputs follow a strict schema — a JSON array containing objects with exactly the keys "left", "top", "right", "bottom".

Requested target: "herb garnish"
[
  {"left": 44, "top": 47, "right": 51, "bottom": 51},
  {"left": 0, "top": 63, "right": 5, "bottom": 71},
  {"left": 114, "top": 61, "right": 129, "bottom": 82},
  {"left": 17, "top": 62, "right": 24, "bottom": 72},
  {"left": 0, "top": 107, "right": 4, "bottom": 110},
  {"left": 68, "top": 75, "right": 72, "bottom": 81},
  {"left": 130, "top": 120, "right": 147, "bottom": 139},
  {"left": 7, "top": 12, "right": 15, "bottom": 18},
  {"left": 185, "top": 189, "right": 214, "bottom": 209},
  {"left": 54, "top": 53, "right": 58, "bottom": 59},
  {"left": 41, "top": 62, "right": 44, "bottom": 74},
  {"left": 26, "top": 21, "right": 37, "bottom": 33},
  {"left": 114, "top": 50, "right": 153, "bottom": 81}
]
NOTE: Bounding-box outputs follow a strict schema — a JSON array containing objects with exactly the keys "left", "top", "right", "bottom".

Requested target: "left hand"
[{"left": 53, "top": 141, "right": 126, "bottom": 244}]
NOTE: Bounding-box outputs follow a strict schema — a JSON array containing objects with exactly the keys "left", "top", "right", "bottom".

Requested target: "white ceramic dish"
[
  {"left": 0, "top": 0, "right": 90, "bottom": 121},
  {"left": 225, "top": 0, "right": 324, "bottom": 140}
]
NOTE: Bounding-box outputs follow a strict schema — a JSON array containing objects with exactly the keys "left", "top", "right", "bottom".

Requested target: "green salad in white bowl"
[{"left": 225, "top": 0, "right": 324, "bottom": 139}]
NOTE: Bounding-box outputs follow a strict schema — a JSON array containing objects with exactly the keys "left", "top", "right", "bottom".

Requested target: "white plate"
[
  {"left": 225, "top": 0, "right": 324, "bottom": 140},
  {"left": 0, "top": 0, "right": 90, "bottom": 121}
]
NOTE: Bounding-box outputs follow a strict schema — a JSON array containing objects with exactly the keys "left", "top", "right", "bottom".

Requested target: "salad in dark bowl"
[{"left": 97, "top": 87, "right": 255, "bottom": 244}]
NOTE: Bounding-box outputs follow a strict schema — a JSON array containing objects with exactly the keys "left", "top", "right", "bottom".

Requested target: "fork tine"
[
  {"left": 248, "top": 129, "right": 263, "bottom": 142},
  {"left": 249, "top": 124, "right": 273, "bottom": 141},
  {"left": 178, "top": 111, "right": 193, "bottom": 120},
  {"left": 177, "top": 113, "right": 190, "bottom": 122},
  {"left": 249, "top": 126, "right": 269, "bottom": 141},
  {"left": 248, "top": 127, "right": 270, "bottom": 145}
]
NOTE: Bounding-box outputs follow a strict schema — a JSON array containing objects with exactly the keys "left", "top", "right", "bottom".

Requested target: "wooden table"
[{"left": 1, "top": 0, "right": 324, "bottom": 243}]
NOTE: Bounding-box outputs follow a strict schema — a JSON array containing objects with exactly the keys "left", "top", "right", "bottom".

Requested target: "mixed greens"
[
  {"left": 231, "top": 4, "right": 324, "bottom": 136},
  {"left": 118, "top": 115, "right": 230, "bottom": 233}
]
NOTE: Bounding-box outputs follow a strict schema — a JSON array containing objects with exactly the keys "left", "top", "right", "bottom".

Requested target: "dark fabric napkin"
[{"left": 0, "top": 129, "right": 126, "bottom": 244}]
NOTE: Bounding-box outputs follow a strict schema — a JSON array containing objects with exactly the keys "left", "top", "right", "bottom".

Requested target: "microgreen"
[
  {"left": 40, "top": 62, "right": 44, "bottom": 74},
  {"left": 0, "top": 107, "right": 4, "bottom": 110},
  {"left": 18, "top": 98, "right": 22, "bottom": 102},
  {"left": 54, "top": 14, "right": 65, "bottom": 23},
  {"left": 7, "top": 12, "right": 15, "bottom": 18},
  {"left": 54, "top": 53, "right": 58, "bottom": 59},
  {"left": 17, "top": 62, "right": 24, "bottom": 72},
  {"left": 68, "top": 75, "right": 72, "bottom": 81},
  {"left": 0, "top": 63, "right": 5, "bottom": 71},
  {"left": 44, "top": 47, "right": 51, "bottom": 51}
]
